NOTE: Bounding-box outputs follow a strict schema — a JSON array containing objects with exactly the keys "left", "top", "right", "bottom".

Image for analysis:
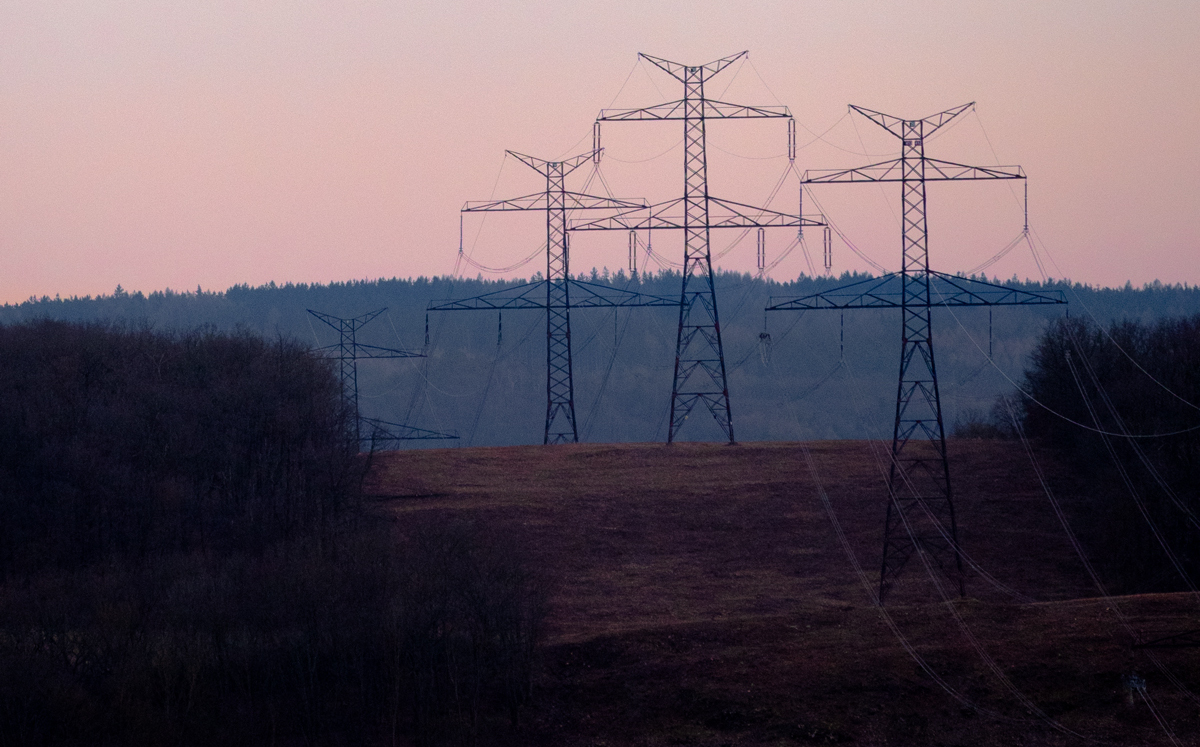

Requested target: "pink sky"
[{"left": 1, "top": 1, "right": 1197, "bottom": 303}]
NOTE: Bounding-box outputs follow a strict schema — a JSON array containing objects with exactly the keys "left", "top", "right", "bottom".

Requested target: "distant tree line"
[
  {"left": 7, "top": 271, "right": 1200, "bottom": 445},
  {"left": 0, "top": 320, "right": 547, "bottom": 746}
]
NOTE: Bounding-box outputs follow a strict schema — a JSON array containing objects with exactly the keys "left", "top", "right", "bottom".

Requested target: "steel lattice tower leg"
[
  {"left": 544, "top": 161, "right": 578, "bottom": 444},
  {"left": 879, "top": 121, "right": 964, "bottom": 602},
  {"left": 337, "top": 320, "right": 361, "bottom": 444},
  {"left": 669, "top": 66, "right": 733, "bottom": 444}
]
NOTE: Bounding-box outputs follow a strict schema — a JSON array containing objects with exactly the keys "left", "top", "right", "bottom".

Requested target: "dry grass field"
[{"left": 365, "top": 440, "right": 1199, "bottom": 746}]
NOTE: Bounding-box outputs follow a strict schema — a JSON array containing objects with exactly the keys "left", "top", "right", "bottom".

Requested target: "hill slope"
[{"left": 366, "top": 440, "right": 1200, "bottom": 746}]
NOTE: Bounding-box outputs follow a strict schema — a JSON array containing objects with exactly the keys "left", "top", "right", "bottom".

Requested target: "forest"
[
  {"left": 0, "top": 322, "right": 547, "bottom": 745},
  {"left": 3, "top": 270, "right": 1199, "bottom": 447}
]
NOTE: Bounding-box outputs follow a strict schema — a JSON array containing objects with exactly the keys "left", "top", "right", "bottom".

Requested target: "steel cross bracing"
[
  {"left": 576, "top": 52, "right": 824, "bottom": 444},
  {"left": 308, "top": 308, "right": 457, "bottom": 448},
  {"left": 429, "top": 148, "right": 675, "bottom": 445},
  {"left": 767, "top": 103, "right": 1063, "bottom": 603}
]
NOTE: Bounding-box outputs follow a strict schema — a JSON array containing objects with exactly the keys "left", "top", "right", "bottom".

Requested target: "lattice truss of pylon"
[
  {"left": 308, "top": 308, "right": 458, "bottom": 449},
  {"left": 572, "top": 52, "right": 825, "bottom": 444},
  {"left": 766, "top": 103, "right": 1065, "bottom": 602},
  {"left": 428, "top": 149, "right": 677, "bottom": 445}
]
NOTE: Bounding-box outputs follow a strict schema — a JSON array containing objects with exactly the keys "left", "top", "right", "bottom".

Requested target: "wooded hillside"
[{"left": 4, "top": 272, "right": 1198, "bottom": 445}]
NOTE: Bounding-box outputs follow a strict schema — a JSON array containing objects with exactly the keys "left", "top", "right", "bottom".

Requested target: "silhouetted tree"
[{"left": 1020, "top": 315, "right": 1200, "bottom": 591}]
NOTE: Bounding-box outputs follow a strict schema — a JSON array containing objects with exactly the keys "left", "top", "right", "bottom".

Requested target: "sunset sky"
[{"left": 1, "top": 1, "right": 1197, "bottom": 303}]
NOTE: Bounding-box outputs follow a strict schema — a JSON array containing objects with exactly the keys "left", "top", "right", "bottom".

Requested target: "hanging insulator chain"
[
  {"left": 798, "top": 185, "right": 804, "bottom": 240},
  {"left": 424, "top": 313, "right": 430, "bottom": 347},
  {"left": 1023, "top": 180, "right": 1029, "bottom": 233},
  {"left": 756, "top": 227, "right": 766, "bottom": 271},
  {"left": 823, "top": 225, "right": 832, "bottom": 273},
  {"left": 593, "top": 122, "right": 602, "bottom": 164},
  {"left": 787, "top": 117, "right": 796, "bottom": 162},
  {"left": 628, "top": 231, "right": 637, "bottom": 274},
  {"left": 497, "top": 311, "right": 503, "bottom": 346}
]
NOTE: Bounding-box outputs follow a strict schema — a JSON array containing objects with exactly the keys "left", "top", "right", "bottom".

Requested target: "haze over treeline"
[{"left": 5, "top": 271, "right": 1199, "bottom": 446}]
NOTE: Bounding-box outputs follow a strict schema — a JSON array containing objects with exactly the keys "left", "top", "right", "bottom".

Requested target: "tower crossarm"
[
  {"left": 707, "top": 197, "right": 825, "bottom": 228},
  {"left": 599, "top": 99, "right": 790, "bottom": 122},
  {"left": 360, "top": 417, "right": 458, "bottom": 442},
  {"left": 351, "top": 343, "right": 425, "bottom": 359},
  {"left": 429, "top": 279, "right": 678, "bottom": 312},
  {"left": 570, "top": 196, "right": 823, "bottom": 231},
  {"left": 766, "top": 271, "right": 1066, "bottom": 310},
  {"left": 307, "top": 307, "right": 385, "bottom": 332},
  {"left": 804, "top": 158, "right": 1023, "bottom": 184},
  {"left": 464, "top": 193, "right": 647, "bottom": 212},
  {"left": 428, "top": 281, "right": 550, "bottom": 310},
  {"left": 639, "top": 51, "right": 746, "bottom": 82},
  {"left": 701, "top": 100, "right": 791, "bottom": 119},
  {"left": 566, "top": 279, "right": 679, "bottom": 308},
  {"left": 306, "top": 308, "right": 422, "bottom": 358},
  {"left": 923, "top": 159, "right": 1024, "bottom": 181},
  {"left": 851, "top": 102, "right": 974, "bottom": 139},
  {"left": 506, "top": 149, "right": 597, "bottom": 177}
]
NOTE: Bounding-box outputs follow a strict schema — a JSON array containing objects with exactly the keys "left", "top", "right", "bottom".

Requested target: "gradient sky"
[{"left": 1, "top": 1, "right": 1197, "bottom": 303}]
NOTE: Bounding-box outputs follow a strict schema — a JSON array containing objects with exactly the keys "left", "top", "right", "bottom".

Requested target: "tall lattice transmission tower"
[
  {"left": 767, "top": 103, "right": 1064, "bottom": 602},
  {"left": 574, "top": 52, "right": 824, "bottom": 443},
  {"left": 428, "top": 149, "right": 676, "bottom": 445}
]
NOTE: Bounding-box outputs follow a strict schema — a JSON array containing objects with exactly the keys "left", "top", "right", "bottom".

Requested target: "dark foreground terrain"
[{"left": 366, "top": 440, "right": 1199, "bottom": 746}]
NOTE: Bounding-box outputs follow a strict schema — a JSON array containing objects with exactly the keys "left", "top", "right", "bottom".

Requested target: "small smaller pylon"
[{"left": 308, "top": 308, "right": 454, "bottom": 448}]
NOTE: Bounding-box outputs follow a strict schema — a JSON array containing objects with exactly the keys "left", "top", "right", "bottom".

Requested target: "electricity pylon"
[
  {"left": 767, "top": 103, "right": 1064, "bottom": 603},
  {"left": 308, "top": 308, "right": 458, "bottom": 448},
  {"left": 429, "top": 148, "right": 676, "bottom": 445},
  {"left": 574, "top": 52, "right": 824, "bottom": 443}
]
